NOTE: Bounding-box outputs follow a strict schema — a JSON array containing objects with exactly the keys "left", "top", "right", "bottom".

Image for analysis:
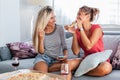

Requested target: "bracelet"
[{"left": 78, "top": 27, "right": 84, "bottom": 31}]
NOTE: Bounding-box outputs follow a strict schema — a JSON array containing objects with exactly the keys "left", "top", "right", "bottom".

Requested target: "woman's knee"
[
  {"left": 67, "top": 58, "right": 81, "bottom": 71},
  {"left": 98, "top": 62, "right": 112, "bottom": 76},
  {"left": 34, "top": 62, "right": 40, "bottom": 70},
  {"left": 34, "top": 61, "right": 48, "bottom": 72}
]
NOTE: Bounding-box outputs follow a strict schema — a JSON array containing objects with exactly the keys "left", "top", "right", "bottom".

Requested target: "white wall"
[
  {"left": 0, "top": 0, "right": 20, "bottom": 47},
  {"left": 0, "top": 0, "right": 53, "bottom": 47},
  {"left": 20, "top": 0, "right": 53, "bottom": 41},
  {"left": 20, "top": 0, "right": 35, "bottom": 41}
]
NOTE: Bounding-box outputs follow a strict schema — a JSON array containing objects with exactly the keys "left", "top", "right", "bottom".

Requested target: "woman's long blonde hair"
[{"left": 32, "top": 6, "right": 53, "bottom": 53}]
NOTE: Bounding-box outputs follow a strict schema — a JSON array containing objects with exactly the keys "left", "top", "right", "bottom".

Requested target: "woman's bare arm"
[
  {"left": 80, "top": 28, "right": 102, "bottom": 50},
  {"left": 72, "top": 33, "right": 81, "bottom": 55},
  {"left": 38, "top": 30, "right": 45, "bottom": 54}
]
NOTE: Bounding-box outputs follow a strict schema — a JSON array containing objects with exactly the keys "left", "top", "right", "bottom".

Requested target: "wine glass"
[{"left": 11, "top": 57, "right": 19, "bottom": 71}]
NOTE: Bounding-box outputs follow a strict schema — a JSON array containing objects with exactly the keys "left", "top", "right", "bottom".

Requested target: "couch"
[{"left": 0, "top": 33, "right": 120, "bottom": 80}]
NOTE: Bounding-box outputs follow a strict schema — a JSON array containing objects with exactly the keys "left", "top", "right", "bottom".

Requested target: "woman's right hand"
[
  {"left": 38, "top": 30, "right": 45, "bottom": 41},
  {"left": 64, "top": 25, "right": 76, "bottom": 34}
]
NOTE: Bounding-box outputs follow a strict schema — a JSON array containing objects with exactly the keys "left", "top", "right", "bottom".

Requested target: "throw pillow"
[
  {"left": 74, "top": 50, "right": 112, "bottom": 77},
  {"left": 0, "top": 46, "right": 12, "bottom": 61},
  {"left": 112, "top": 42, "right": 120, "bottom": 69},
  {"left": 6, "top": 42, "right": 37, "bottom": 59}
]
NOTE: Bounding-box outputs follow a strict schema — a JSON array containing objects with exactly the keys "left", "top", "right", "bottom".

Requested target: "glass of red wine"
[{"left": 12, "top": 57, "right": 19, "bottom": 71}]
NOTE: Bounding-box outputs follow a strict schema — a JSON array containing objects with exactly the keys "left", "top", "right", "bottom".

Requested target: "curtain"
[{"left": 54, "top": 0, "right": 120, "bottom": 26}]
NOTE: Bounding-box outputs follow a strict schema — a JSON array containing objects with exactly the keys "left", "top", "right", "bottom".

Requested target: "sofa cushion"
[
  {"left": 65, "top": 32, "right": 72, "bottom": 38},
  {"left": 6, "top": 42, "right": 37, "bottom": 59},
  {"left": 0, "top": 46, "right": 12, "bottom": 61},
  {"left": 72, "top": 70, "right": 120, "bottom": 80},
  {"left": 66, "top": 37, "right": 80, "bottom": 59},
  {"left": 0, "top": 58, "right": 34, "bottom": 73},
  {"left": 103, "top": 35, "right": 120, "bottom": 61},
  {"left": 74, "top": 50, "right": 112, "bottom": 77},
  {"left": 0, "top": 57, "right": 1, "bottom": 61},
  {"left": 112, "top": 42, "right": 120, "bottom": 69}
]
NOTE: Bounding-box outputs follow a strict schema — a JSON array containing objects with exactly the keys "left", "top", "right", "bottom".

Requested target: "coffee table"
[{"left": 0, "top": 69, "right": 66, "bottom": 80}]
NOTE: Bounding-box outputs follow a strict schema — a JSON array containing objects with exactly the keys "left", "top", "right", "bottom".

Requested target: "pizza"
[
  {"left": 7, "top": 72, "right": 61, "bottom": 80},
  {"left": 70, "top": 21, "right": 77, "bottom": 27}
]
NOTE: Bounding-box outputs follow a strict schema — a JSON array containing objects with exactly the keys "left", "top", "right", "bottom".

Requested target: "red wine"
[{"left": 12, "top": 62, "right": 19, "bottom": 67}]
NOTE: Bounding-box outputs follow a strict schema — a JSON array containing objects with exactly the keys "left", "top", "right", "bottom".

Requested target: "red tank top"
[
  {"left": 76, "top": 24, "right": 104, "bottom": 57},
  {"left": 76, "top": 24, "right": 110, "bottom": 62}
]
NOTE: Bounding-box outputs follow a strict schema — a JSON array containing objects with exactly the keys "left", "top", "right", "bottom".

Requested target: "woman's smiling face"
[{"left": 47, "top": 11, "right": 56, "bottom": 27}]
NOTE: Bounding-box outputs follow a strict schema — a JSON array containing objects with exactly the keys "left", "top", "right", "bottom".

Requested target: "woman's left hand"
[{"left": 56, "top": 55, "right": 68, "bottom": 61}]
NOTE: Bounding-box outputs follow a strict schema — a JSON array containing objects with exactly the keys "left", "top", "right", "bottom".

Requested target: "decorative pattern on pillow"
[
  {"left": 6, "top": 42, "right": 37, "bottom": 59},
  {"left": 74, "top": 50, "right": 112, "bottom": 77},
  {"left": 112, "top": 42, "right": 120, "bottom": 69}
]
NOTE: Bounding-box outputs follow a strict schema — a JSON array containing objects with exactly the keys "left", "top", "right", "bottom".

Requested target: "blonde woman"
[{"left": 32, "top": 6, "right": 80, "bottom": 80}]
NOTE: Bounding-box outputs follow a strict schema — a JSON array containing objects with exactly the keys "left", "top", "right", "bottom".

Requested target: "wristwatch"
[{"left": 78, "top": 27, "right": 84, "bottom": 31}]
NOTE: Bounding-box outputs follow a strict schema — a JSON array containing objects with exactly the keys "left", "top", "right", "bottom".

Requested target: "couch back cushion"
[
  {"left": 66, "top": 37, "right": 77, "bottom": 59},
  {"left": 0, "top": 57, "right": 1, "bottom": 61},
  {"left": 103, "top": 35, "right": 120, "bottom": 61},
  {"left": 0, "top": 46, "right": 12, "bottom": 61},
  {"left": 66, "top": 35, "right": 120, "bottom": 60},
  {"left": 66, "top": 37, "right": 84, "bottom": 59}
]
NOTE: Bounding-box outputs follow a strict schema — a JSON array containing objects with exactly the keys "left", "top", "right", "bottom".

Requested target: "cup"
[{"left": 61, "top": 63, "right": 69, "bottom": 75}]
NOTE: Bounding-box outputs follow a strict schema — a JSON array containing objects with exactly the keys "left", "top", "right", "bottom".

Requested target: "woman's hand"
[
  {"left": 64, "top": 25, "right": 76, "bottom": 34},
  {"left": 38, "top": 30, "right": 45, "bottom": 41},
  {"left": 76, "top": 19, "right": 83, "bottom": 29},
  {"left": 56, "top": 55, "right": 68, "bottom": 61}
]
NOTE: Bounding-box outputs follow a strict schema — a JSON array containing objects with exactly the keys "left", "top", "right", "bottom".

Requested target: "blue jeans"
[{"left": 34, "top": 54, "right": 58, "bottom": 66}]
